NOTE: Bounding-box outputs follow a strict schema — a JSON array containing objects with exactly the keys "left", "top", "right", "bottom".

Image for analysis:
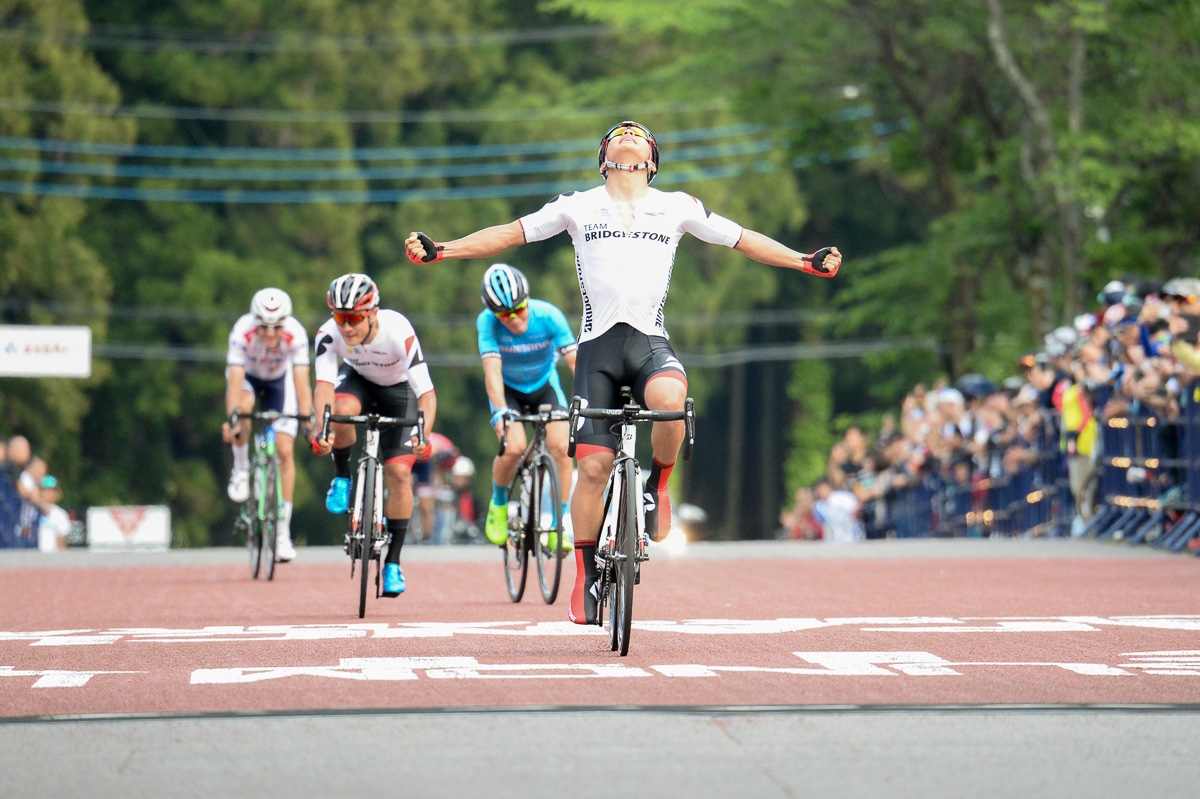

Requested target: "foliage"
[{"left": 1, "top": 0, "right": 1198, "bottom": 540}]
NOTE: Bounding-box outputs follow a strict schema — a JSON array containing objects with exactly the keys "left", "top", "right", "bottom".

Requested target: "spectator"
[
  {"left": 16, "top": 454, "right": 46, "bottom": 546},
  {"left": 777, "top": 486, "right": 822, "bottom": 541},
  {"left": 2, "top": 435, "right": 31, "bottom": 492},
  {"left": 36, "top": 475, "right": 71, "bottom": 552},
  {"left": 813, "top": 477, "right": 863, "bottom": 543}
]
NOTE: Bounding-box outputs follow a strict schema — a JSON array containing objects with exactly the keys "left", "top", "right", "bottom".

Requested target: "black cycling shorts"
[
  {"left": 571, "top": 323, "right": 687, "bottom": 453},
  {"left": 502, "top": 378, "right": 568, "bottom": 415},
  {"left": 334, "top": 364, "right": 420, "bottom": 462}
]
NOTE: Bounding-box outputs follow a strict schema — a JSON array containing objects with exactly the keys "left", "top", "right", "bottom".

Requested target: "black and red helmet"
[
  {"left": 326, "top": 273, "right": 379, "bottom": 312},
  {"left": 597, "top": 120, "right": 659, "bottom": 184}
]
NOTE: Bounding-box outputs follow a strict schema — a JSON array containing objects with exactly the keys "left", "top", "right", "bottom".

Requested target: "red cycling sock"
[{"left": 568, "top": 540, "right": 597, "bottom": 624}]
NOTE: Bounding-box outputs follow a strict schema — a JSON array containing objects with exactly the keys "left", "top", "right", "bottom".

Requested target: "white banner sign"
[
  {"left": 87, "top": 505, "right": 171, "bottom": 551},
  {"left": 0, "top": 325, "right": 91, "bottom": 378}
]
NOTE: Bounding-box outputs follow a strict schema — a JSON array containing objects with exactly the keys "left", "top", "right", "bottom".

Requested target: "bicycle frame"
[
  {"left": 321, "top": 404, "right": 426, "bottom": 618},
  {"left": 349, "top": 426, "right": 387, "bottom": 557},
  {"left": 499, "top": 405, "right": 570, "bottom": 604},
  {"left": 230, "top": 409, "right": 306, "bottom": 580},
  {"left": 567, "top": 388, "right": 695, "bottom": 655}
]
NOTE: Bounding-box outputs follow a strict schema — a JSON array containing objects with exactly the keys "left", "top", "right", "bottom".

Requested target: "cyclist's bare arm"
[
  {"left": 293, "top": 364, "right": 314, "bottom": 419},
  {"left": 404, "top": 221, "right": 526, "bottom": 263},
  {"left": 481, "top": 356, "right": 509, "bottom": 434},
  {"left": 311, "top": 380, "right": 336, "bottom": 455},
  {"left": 734, "top": 229, "right": 841, "bottom": 277},
  {"left": 223, "top": 364, "right": 250, "bottom": 444},
  {"left": 560, "top": 348, "right": 578, "bottom": 376},
  {"left": 414, "top": 389, "right": 438, "bottom": 459}
]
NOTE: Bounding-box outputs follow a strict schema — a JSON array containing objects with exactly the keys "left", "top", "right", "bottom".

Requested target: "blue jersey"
[{"left": 477, "top": 298, "right": 577, "bottom": 394}]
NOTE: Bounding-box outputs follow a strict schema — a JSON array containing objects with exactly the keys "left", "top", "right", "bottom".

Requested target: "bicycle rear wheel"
[
  {"left": 357, "top": 459, "right": 376, "bottom": 618},
  {"left": 614, "top": 459, "right": 638, "bottom": 656},
  {"left": 533, "top": 455, "right": 564, "bottom": 604},
  {"left": 503, "top": 465, "right": 530, "bottom": 602},
  {"left": 262, "top": 460, "right": 279, "bottom": 581}
]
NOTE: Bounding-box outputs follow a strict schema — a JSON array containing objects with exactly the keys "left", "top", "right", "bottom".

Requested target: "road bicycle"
[
  {"left": 321, "top": 404, "right": 426, "bottom": 619},
  {"left": 229, "top": 410, "right": 309, "bottom": 581},
  {"left": 568, "top": 388, "right": 694, "bottom": 656},
  {"left": 497, "top": 405, "right": 571, "bottom": 604}
]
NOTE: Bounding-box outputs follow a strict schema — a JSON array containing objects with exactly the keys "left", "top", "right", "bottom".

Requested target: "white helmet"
[
  {"left": 451, "top": 456, "right": 475, "bottom": 478},
  {"left": 251, "top": 288, "right": 292, "bottom": 326}
]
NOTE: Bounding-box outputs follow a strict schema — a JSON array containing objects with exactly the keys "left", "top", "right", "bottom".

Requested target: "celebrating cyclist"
[
  {"left": 310, "top": 273, "right": 437, "bottom": 598},
  {"left": 405, "top": 120, "right": 841, "bottom": 624},
  {"left": 222, "top": 288, "right": 313, "bottom": 563},
  {"left": 476, "top": 263, "right": 577, "bottom": 547}
]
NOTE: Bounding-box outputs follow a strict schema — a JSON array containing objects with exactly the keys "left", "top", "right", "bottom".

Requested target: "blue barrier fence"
[{"left": 873, "top": 388, "right": 1200, "bottom": 550}]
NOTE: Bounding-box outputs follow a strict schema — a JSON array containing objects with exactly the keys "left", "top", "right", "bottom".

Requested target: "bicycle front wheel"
[
  {"left": 503, "top": 464, "right": 530, "bottom": 602},
  {"left": 262, "top": 460, "right": 279, "bottom": 581},
  {"left": 613, "top": 459, "right": 638, "bottom": 656},
  {"left": 357, "top": 459, "right": 376, "bottom": 618},
  {"left": 533, "top": 455, "right": 564, "bottom": 604},
  {"left": 239, "top": 509, "right": 261, "bottom": 580}
]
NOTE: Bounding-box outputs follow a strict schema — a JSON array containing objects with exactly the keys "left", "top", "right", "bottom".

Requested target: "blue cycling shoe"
[
  {"left": 382, "top": 563, "right": 405, "bottom": 597},
  {"left": 325, "top": 477, "right": 350, "bottom": 514}
]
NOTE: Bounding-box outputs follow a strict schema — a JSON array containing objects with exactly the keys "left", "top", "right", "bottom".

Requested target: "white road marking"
[
  {"left": 3, "top": 616, "right": 1200, "bottom": 647},
  {"left": 0, "top": 666, "right": 145, "bottom": 688},
  {"left": 191, "top": 657, "right": 650, "bottom": 684}
]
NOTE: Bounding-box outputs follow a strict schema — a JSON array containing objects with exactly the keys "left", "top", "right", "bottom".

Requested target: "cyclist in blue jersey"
[{"left": 477, "top": 263, "right": 577, "bottom": 547}]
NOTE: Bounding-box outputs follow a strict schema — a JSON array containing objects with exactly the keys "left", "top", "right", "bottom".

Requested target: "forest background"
[{"left": 1, "top": 0, "right": 1197, "bottom": 543}]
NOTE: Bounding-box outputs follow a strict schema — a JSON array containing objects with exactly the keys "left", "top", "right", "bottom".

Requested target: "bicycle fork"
[{"left": 349, "top": 430, "right": 386, "bottom": 557}]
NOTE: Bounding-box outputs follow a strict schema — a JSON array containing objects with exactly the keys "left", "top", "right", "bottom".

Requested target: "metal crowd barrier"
[
  {"left": 868, "top": 413, "right": 1074, "bottom": 540},
  {"left": 869, "top": 382, "right": 1200, "bottom": 552},
  {"left": 1082, "top": 385, "right": 1200, "bottom": 552}
]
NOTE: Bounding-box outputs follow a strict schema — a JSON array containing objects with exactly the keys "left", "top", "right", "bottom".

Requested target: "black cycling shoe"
[
  {"left": 643, "top": 491, "right": 660, "bottom": 543},
  {"left": 586, "top": 579, "right": 600, "bottom": 625}
]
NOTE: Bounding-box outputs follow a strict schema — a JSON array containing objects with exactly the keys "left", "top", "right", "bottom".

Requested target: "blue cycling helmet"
[{"left": 480, "top": 263, "right": 530, "bottom": 314}]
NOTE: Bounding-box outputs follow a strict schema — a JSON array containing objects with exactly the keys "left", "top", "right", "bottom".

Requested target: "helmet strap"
[{"left": 603, "top": 159, "right": 654, "bottom": 175}]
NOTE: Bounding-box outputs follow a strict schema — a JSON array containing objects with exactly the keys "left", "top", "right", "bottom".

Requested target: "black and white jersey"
[
  {"left": 519, "top": 186, "right": 743, "bottom": 342},
  {"left": 313, "top": 310, "right": 434, "bottom": 396}
]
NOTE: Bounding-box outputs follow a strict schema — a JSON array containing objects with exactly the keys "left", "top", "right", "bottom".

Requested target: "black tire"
[
  {"left": 533, "top": 455, "right": 564, "bottom": 604},
  {"left": 614, "top": 459, "right": 638, "bottom": 656},
  {"left": 358, "top": 459, "right": 376, "bottom": 618},
  {"left": 240, "top": 510, "right": 261, "bottom": 580},
  {"left": 503, "top": 465, "right": 529, "bottom": 602},
  {"left": 262, "top": 461, "right": 279, "bottom": 581}
]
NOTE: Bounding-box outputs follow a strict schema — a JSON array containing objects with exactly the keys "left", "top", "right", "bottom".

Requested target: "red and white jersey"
[
  {"left": 313, "top": 309, "right": 434, "bottom": 395},
  {"left": 226, "top": 314, "right": 310, "bottom": 380},
  {"left": 519, "top": 186, "right": 744, "bottom": 342}
]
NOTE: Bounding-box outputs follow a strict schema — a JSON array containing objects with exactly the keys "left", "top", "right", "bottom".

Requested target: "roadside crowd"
[
  {"left": 0, "top": 434, "right": 72, "bottom": 551},
  {"left": 779, "top": 275, "right": 1200, "bottom": 542}
]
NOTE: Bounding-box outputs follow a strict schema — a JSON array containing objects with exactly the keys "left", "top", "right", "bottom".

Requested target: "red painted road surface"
[{"left": 2, "top": 540, "right": 1199, "bottom": 719}]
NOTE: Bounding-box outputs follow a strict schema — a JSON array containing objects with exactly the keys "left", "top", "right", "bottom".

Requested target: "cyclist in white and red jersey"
[
  {"left": 310, "top": 273, "right": 437, "bottom": 598},
  {"left": 405, "top": 120, "right": 841, "bottom": 625},
  {"left": 222, "top": 288, "right": 313, "bottom": 562}
]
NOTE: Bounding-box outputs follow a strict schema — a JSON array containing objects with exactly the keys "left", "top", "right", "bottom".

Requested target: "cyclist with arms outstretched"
[
  {"left": 222, "top": 288, "right": 314, "bottom": 562},
  {"left": 476, "top": 263, "right": 577, "bottom": 547},
  {"left": 310, "top": 274, "right": 437, "bottom": 597},
  {"left": 405, "top": 120, "right": 841, "bottom": 625}
]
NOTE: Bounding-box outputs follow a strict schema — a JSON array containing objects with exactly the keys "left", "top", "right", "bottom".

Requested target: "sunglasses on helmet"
[
  {"left": 494, "top": 299, "right": 528, "bottom": 321},
  {"left": 607, "top": 124, "right": 651, "bottom": 141},
  {"left": 333, "top": 311, "right": 367, "bottom": 326}
]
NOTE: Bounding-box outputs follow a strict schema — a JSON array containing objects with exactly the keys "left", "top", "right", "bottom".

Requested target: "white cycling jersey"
[
  {"left": 226, "top": 314, "right": 310, "bottom": 380},
  {"left": 519, "top": 185, "right": 744, "bottom": 342},
  {"left": 313, "top": 309, "right": 434, "bottom": 396}
]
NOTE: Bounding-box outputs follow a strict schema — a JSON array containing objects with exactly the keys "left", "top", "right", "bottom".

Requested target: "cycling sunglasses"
[
  {"left": 607, "top": 124, "right": 651, "bottom": 141},
  {"left": 494, "top": 299, "right": 528, "bottom": 321},
  {"left": 257, "top": 323, "right": 283, "bottom": 332},
  {"left": 333, "top": 311, "right": 367, "bottom": 326}
]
